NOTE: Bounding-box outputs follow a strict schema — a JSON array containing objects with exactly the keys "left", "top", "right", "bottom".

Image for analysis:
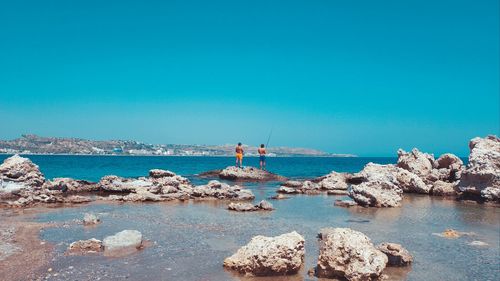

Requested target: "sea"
[{"left": 0, "top": 155, "right": 498, "bottom": 281}]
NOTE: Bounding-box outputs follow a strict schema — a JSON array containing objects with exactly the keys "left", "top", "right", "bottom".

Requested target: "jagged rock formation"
[
  {"left": 348, "top": 163, "right": 405, "bottom": 207},
  {"left": 397, "top": 148, "right": 436, "bottom": 181},
  {"left": 223, "top": 231, "right": 305, "bottom": 276},
  {"left": 458, "top": 135, "right": 500, "bottom": 202},
  {"left": 0, "top": 154, "right": 45, "bottom": 188},
  {"left": 315, "top": 228, "right": 387, "bottom": 280}
]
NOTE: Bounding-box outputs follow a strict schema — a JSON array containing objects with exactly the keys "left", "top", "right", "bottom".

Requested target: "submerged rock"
[
  {"left": 223, "top": 231, "right": 305, "bottom": 276},
  {"left": 458, "top": 135, "right": 500, "bottom": 202},
  {"left": 68, "top": 238, "right": 103, "bottom": 254},
  {"left": 377, "top": 242, "right": 413, "bottom": 266},
  {"left": 316, "top": 228, "right": 387, "bottom": 280},
  {"left": 334, "top": 199, "right": 358, "bottom": 207},
  {"left": 103, "top": 230, "right": 143, "bottom": 252},
  {"left": 0, "top": 154, "right": 45, "bottom": 188},
  {"left": 218, "top": 166, "right": 286, "bottom": 182},
  {"left": 227, "top": 200, "right": 274, "bottom": 212},
  {"left": 469, "top": 241, "right": 488, "bottom": 247},
  {"left": 439, "top": 229, "right": 461, "bottom": 238},
  {"left": 83, "top": 213, "right": 100, "bottom": 225},
  {"left": 269, "top": 194, "right": 290, "bottom": 200},
  {"left": 227, "top": 202, "right": 258, "bottom": 212}
]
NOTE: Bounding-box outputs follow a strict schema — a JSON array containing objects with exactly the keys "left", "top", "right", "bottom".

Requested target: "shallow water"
[{"left": 1, "top": 155, "right": 497, "bottom": 281}]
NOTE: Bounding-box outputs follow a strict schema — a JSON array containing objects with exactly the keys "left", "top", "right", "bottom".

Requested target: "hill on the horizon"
[{"left": 0, "top": 135, "right": 356, "bottom": 157}]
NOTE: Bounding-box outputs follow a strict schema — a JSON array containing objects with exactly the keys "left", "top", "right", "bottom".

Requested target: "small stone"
[
  {"left": 377, "top": 242, "right": 413, "bottom": 266},
  {"left": 258, "top": 200, "right": 274, "bottom": 210},
  {"left": 68, "top": 238, "right": 104, "bottom": 253}
]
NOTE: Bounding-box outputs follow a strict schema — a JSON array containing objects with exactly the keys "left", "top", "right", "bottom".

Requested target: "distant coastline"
[
  {"left": 0, "top": 153, "right": 357, "bottom": 158},
  {"left": 0, "top": 135, "right": 357, "bottom": 158}
]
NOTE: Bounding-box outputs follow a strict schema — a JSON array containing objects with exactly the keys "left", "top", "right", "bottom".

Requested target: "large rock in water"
[
  {"left": 223, "top": 231, "right": 305, "bottom": 276},
  {"left": 103, "top": 230, "right": 143, "bottom": 252},
  {"left": 348, "top": 163, "right": 412, "bottom": 207},
  {"left": 352, "top": 163, "right": 430, "bottom": 194},
  {"left": 316, "top": 228, "right": 387, "bottom": 280},
  {"left": 458, "top": 135, "right": 500, "bottom": 202},
  {"left": 397, "top": 148, "right": 435, "bottom": 181},
  {"left": 219, "top": 166, "right": 286, "bottom": 182},
  {"left": 349, "top": 180, "right": 403, "bottom": 207},
  {"left": 0, "top": 154, "right": 45, "bottom": 188}
]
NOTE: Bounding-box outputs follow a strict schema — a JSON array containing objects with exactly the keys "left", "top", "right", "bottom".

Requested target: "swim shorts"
[{"left": 236, "top": 153, "right": 243, "bottom": 160}]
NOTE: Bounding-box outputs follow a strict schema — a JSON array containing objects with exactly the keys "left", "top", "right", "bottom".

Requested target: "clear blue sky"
[{"left": 0, "top": 0, "right": 498, "bottom": 156}]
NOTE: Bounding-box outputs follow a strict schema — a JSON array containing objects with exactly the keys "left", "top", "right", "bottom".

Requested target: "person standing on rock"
[
  {"left": 258, "top": 144, "right": 266, "bottom": 170},
  {"left": 235, "top": 143, "right": 244, "bottom": 168}
]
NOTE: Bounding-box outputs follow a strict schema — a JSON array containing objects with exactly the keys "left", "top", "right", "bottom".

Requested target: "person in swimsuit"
[
  {"left": 258, "top": 144, "right": 266, "bottom": 170},
  {"left": 235, "top": 142, "right": 244, "bottom": 168}
]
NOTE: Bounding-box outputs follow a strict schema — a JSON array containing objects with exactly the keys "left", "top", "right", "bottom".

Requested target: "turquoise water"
[
  {"left": 1, "top": 155, "right": 497, "bottom": 281},
  {"left": 0, "top": 155, "right": 398, "bottom": 182}
]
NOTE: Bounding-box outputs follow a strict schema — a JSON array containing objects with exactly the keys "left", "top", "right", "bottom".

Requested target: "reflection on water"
[{"left": 23, "top": 181, "right": 498, "bottom": 281}]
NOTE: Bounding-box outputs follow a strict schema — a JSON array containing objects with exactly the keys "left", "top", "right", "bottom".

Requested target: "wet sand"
[{"left": 0, "top": 211, "right": 54, "bottom": 281}]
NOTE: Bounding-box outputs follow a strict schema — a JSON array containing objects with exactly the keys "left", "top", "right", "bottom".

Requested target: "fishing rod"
[{"left": 265, "top": 127, "right": 273, "bottom": 148}]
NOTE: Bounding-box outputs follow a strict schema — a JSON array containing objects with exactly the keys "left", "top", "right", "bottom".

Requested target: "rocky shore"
[
  {"left": 0, "top": 156, "right": 256, "bottom": 208},
  {"left": 275, "top": 135, "right": 499, "bottom": 207},
  {"left": 0, "top": 135, "right": 498, "bottom": 209},
  {"left": 0, "top": 135, "right": 497, "bottom": 280}
]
